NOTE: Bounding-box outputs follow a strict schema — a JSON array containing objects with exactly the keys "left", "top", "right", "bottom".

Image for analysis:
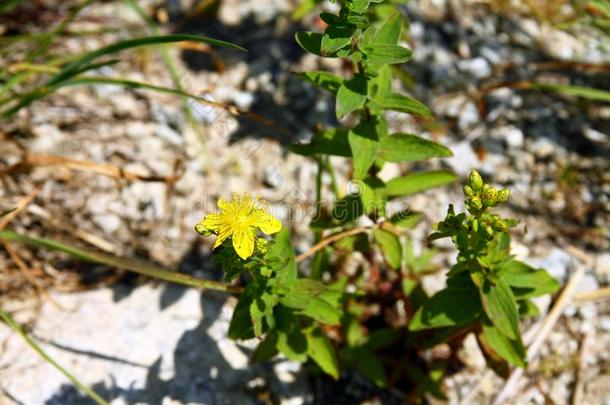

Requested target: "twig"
[
  {"left": 572, "top": 332, "right": 591, "bottom": 405},
  {"left": 0, "top": 307, "right": 109, "bottom": 405},
  {"left": 296, "top": 227, "right": 370, "bottom": 263},
  {"left": 2, "top": 241, "right": 46, "bottom": 299},
  {"left": 0, "top": 152, "right": 179, "bottom": 183},
  {"left": 572, "top": 287, "right": 610, "bottom": 304},
  {"left": 27, "top": 204, "right": 117, "bottom": 253},
  {"left": 491, "top": 259, "right": 587, "bottom": 405},
  {"left": 0, "top": 188, "right": 40, "bottom": 230}
]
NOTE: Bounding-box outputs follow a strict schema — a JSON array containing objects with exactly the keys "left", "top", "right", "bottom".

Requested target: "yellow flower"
[{"left": 196, "top": 194, "right": 282, "bottom": 259}]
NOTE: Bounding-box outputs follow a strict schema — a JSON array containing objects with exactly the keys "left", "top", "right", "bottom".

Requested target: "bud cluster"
[{"left": 464, "top": 170, "right": 511, "bottom": 214}]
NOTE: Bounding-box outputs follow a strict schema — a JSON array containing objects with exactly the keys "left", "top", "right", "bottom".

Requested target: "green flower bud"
[
  {"left": 481, "top": 184, "right": 498, "bottom": 206},
  {"left": 492, "top": 218, "right": 507, "bottom": 232},
  {"left": 463, "top": 185, "right": 475, "bottom": 198},
  {"left": 468, "top": 196, "right": 483, "bottom": 211},
  {"left": 469, "top": 170, "right": 484, "bottom": 191},
  {"left": 484, "top": 224, "right": 494, "bottom": 238},
  {"left": 496, "top": 188, "right": 511, "bottom": 204}
]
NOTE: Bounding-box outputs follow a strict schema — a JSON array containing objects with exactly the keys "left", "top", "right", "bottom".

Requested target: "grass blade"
[
  {"left": 533, "top": 82, "right": 610, "bottom": 103},
  {"left": 48, "top": 34, "right": 244, "bottom": 86},
  {"left": 1, "top": 34, "right": 244, "bottom": 117},
  {"left": 0, "top": 308, "right": 109, "bottom": 405},
  {"left": 0, "top": 230, "right": 242, "bottom": 293}
]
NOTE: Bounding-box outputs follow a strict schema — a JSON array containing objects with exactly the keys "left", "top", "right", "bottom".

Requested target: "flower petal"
[
  {"left": 232, "top": 227, "right": 256, "bottom": 259},
  {"left": 213, "top": 226, "right": 233, "bottom": 249},
  {"left": 251, "top": 208, "right": 282, "bottom": 234},
  {"left": 202, "top": 213, "right": 225, "bottom": 232}
]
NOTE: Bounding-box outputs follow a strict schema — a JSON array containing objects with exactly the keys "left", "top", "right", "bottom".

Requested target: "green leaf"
[
  {"left": 368, "top": 65, "right": 393, "bottom": 98},
  {"left": 373, "top": 229, "right": 402, "bottom": 269},
  {"left": 518, "top": 299, "right": 540, "bottom": 318},
  {"left": 252, "top": 331, "right": 278, "bottom": 362},
  {"left": 359, "top": 176, "right": 386, "bottom": 216},
  {"left": 267, "top": 228, "right": 298, "bottom": 282},
  {"left": 350, "top": 0, "right": 371, "bottom": 13},
  {"left": 386, "top": 171, "right": 457, "bottom": 197},
  {"left": 290, "top": 128, "right": 351, "bottom": 157},
  {"left": 228, "top": 287, "right": 255, "bottom": 339},
  {"left": 368, "top": 93, "right": 431, "bottom": 117},
  {"left": 276, "top": 309, "right": 308, "bottom": 362},
  {"left": 480, "top": 278, "right": 520, "bottom": 340},
  {"left": 292, "top": 0, "right": 323, "bottom": 20},
  {"left": 364, "top": 44, "right": 411, "bottom": 65},
  {"left": 321, "top": 26, "right": 354, "bottom": 55},
  {"left": 480, "top": 320, "right": 526, "bottom": 367},
  {"left": 409, "top": 273, "right": 482, "bottom": 330},
  {"left": 250, "top": 290, "right": 277, "bottom": 337},
  {"left": 498, "top": 260, "right": 560, "bottom": 299},
  {"left": 390, "top": 210, "right": 422, "bottom": 229},
  {"left": 306, "top": 327, "right": 340, "bottom": 379},
  {"left": 336, "top": 74, "right": 368, "bottom": 118},
  {"left": 295, "top": 32, "right": 323, "bottom": 56},
  {"left": 342, "top": 348, "right": 387, "bottom": 387},
  {"left": 348, "top": 120, "right": 380, "bottom": 179},
  {"left": 277, "top": 279, "right": 327, "bottom": 309},
  {"left": 372, "top": 14, "right": 402, "bottom": 45},
  {"left": 301, "top": 296, "right": 341, "bottom": 325},
  {"left": 378, "top": 134, "right": 452, "bottom": 163},
  {"left": 299, "top": 71, "right": 343, "bottom": 94},
  {"left": 331, "top": 194, "right": 364, "bottom": 223}
]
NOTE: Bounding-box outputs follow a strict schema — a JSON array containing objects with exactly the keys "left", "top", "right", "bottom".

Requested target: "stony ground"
[{"left": 0, "top": 0, "right": 608, "bottom": 404}]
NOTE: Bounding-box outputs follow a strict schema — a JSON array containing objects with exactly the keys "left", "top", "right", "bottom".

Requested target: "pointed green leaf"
[
  {"left": 295, "top": 32, "right": 323, "bottom": 56},
  {"left": 301, "top": 296, "right": 341, "bottom": 325},
  {"left": 373, "top": 229, "right": 402, "bottom": 269},
  {"left": 290, "top": 128, "right": 351, "bottom": 157},
  {"left": 409, "top": 273, "right": 482, "bottom": 330},
  {"left": 306, "top": 327, "right": 340, "bottom": 379},
  {"left": 386, "top": 170, "right": 457, "bottom": 197},
  {"left": 252, "top": 331, "right": 278, "bottom": 362},
  {"left": 364, "top": 44, "right": 411, "bottom": 65},
  {"left": 342, "top": 348, "right": 387, "bottom": 387},
  {"left": 373, "top": 14, "right": 402, "bottom": 45},
  {"left": 348, "top": 120, "right": 380, "bottom": 179},
  {"left": 359, "top": 176, "right": 386, "bottom": 216},
  {"left": 498, "top": 260, "right": 560, "bottom": 299},
  {"left": 368, "top": 93, "right": 431, "bottom": 117},
  {"left": 299, "top": 71, "right": 343, "bottom": 94},
  {"left": 276, "top": 307, "right": 308, "bottom": 362},
  {"left": 378, "top": 134, "right": 452, "bottom": 162},
  {"left": 336, "top": 74, "right": 368, "bottom": 118},
  {"left": 480, "top": 278, "right": 520, "bottom": 340},
  {"left": 321, "top": 26, "right": 354, "bottom": 55},
  {"left": 480, "top": 320, "right": 526, "bottom": 367}
]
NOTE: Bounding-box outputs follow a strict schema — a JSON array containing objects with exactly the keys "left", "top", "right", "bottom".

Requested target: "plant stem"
[
  {"left": 0, "top": 230, "right": 243, "bottom": 293},
  {"left": 0, "top": 308, "right": 109, "bottom": 405},
  {"left": 296, "top": 226, "right": 371, "bottom": 262}
]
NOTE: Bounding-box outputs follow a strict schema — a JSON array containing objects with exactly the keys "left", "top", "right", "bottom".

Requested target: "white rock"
[
  {"left": 456, "top": 57, "right": 492, "bottom": 79},
  {"left": 491, "top": 125, "right": 524, "bottom": 148},
  {"left": 93, "top": 212, "right": 122, "bottom": 234},
  {"left": 529, "top": 248, "right": 572, "bottom": 282},
  {"left": 595, "top": 253, "right": 610, "bottom": 283},
  {"left": 531, "top": 138, "right": 556, "bottom": 159},
  {"left": 444, "top": 141, "right": 480, "bottom": 177}
]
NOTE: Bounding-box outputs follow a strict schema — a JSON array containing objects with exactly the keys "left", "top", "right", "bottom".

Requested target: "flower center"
[{"left": 236, "top": 215, "right": 250, "bottom": 225}]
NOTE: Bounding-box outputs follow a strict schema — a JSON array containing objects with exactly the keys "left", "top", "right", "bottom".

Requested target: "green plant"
[
  {"left": 0, "top": 0, "right": 563, "bottom": 401},
  {"left": 411, "top": 170, "right": 559, "bottom": 374}
]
